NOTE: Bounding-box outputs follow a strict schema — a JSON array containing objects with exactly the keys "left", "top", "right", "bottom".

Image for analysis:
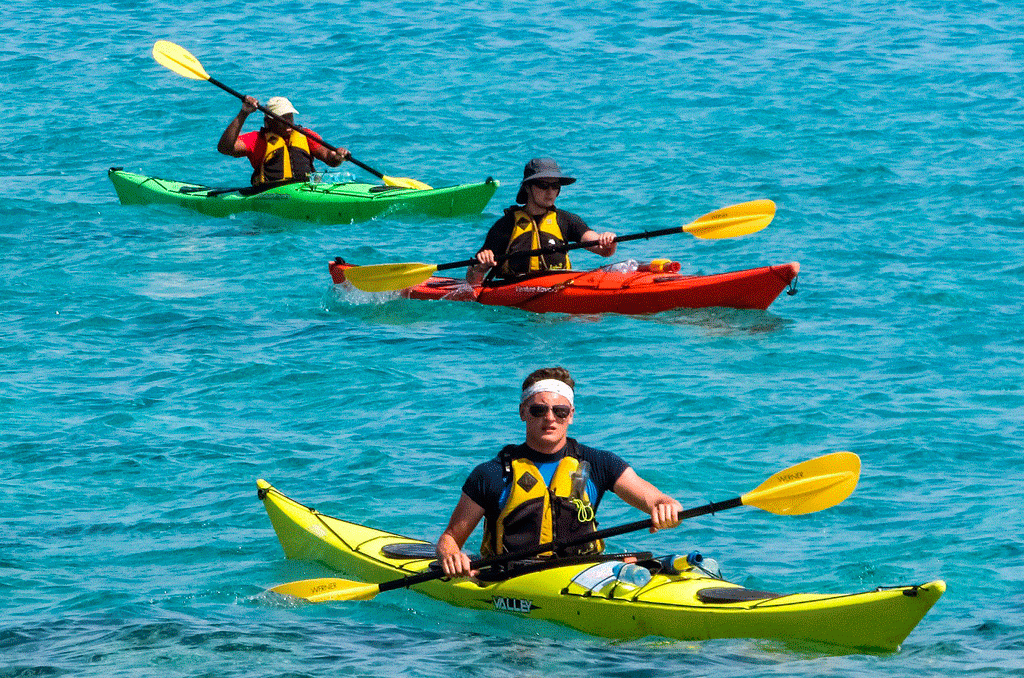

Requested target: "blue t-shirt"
[{"left": 461, "top": 439, "right": 629, "bottom": 531}]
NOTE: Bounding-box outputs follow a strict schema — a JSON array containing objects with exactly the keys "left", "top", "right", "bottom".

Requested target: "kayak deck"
[
  {"left": 108, "top": 168, "right": 498, "bottom": 223},
  {"left": 258, "top": 480, "right": 943, "bottom": 651},
  {"left": 330, "top": 259, "right": 800, "bottom": 313}
]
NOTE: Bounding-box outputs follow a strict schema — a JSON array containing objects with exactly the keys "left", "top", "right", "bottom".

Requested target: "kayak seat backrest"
[{"left": 696, "top": 587, "right": 783, "bottom": 604}]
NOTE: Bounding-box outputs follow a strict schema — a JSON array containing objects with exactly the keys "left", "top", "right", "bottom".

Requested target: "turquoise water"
[{"left": 3, "top": 0, "right": 1023, "bottom": 675}]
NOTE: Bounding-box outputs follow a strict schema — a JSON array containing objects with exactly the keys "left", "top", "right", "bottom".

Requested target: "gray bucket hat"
[{"left": 515, "top": 157, "right": 576, "bottom": 203}]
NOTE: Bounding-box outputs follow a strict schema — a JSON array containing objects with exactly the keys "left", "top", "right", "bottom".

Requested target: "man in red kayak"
[
  {"left": 437, "top": 366, "right": 682, "bottom": 578},
  {"left": 468, "top": 158, "right": 617, "bottom": 282},
  {"left": 217, "top": 95, "right": 349, "bottom": 186}
]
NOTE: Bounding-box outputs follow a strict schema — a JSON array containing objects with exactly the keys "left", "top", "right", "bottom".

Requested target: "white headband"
[{"left": 520, "top": 379, "right": 574, "bottom": 406}]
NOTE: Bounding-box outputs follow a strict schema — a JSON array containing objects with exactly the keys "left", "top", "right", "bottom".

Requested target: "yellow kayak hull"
[{"left": 258, "top": 480, "right": 943, "bottom": 651}]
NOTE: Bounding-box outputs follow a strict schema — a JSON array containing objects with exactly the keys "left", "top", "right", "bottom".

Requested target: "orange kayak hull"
[{"left": 330, "top": 261, "right": 799, "bottom": 314}]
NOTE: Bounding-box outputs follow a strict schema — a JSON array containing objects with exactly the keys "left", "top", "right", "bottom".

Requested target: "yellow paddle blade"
[
  {"left": 344, "top": 262, "right": 440, "bottom": 293},
  {"left": 683, "top": 199, "right": 776, "bottom": 240},
  {"left": 740, "top": 451, "right": 860, "bottom": 515},
  {"left": 269, "top": 577, "right": 381, "bottom": 602},
  {"left": 153, "top": 40, "right": 210, "bottom": 81},
  {"left": 383, "top": 175, "right": 433, "bottom": 190}
]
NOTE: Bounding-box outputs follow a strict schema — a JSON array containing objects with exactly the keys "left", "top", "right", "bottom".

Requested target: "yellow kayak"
[{"left": 258, "top": 479, "right": 943, "bottom": 651}]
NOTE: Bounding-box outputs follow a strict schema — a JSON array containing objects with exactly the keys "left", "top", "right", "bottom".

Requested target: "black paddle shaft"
[
  {"left": 435, "top": 224, "right": 693, "bottom": 273},
  {"left": 376, "top": 495, "right": 743, "bottom": 594},
  {"left": 207, "top": 75, "right": 383, "bottom": 179}
]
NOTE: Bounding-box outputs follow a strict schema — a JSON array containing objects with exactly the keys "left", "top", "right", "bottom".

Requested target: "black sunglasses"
[
  {"left": 531, "top": 181, "right": 562, "bottom": 191},
  {"left": 527, "top": 404, "right": 572, "bottom": 419}
]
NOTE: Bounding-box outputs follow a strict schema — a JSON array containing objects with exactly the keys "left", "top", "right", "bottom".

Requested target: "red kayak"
[{"left": 330, "top": 259, "right": 799, "bottom": 314}]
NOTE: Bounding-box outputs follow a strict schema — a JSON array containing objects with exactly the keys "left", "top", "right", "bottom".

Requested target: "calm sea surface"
[{"left": 3, "top": 0, "right": 1023, "bottom": 676}]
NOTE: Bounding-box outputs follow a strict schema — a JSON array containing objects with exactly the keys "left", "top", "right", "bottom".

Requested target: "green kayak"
[{"left": 107, "top": 168, "right": 498, "bottom": 223}]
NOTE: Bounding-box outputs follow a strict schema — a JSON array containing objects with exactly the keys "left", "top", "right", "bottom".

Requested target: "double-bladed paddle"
[
  {"left": 151, "top": 40, "right": 432, "bottom": 190},
  {"left": 341, "top": 199, "right": 776, "bottom": 293},
  {"left": 268, "top": 451, "right": 860, "bottom": 603}
]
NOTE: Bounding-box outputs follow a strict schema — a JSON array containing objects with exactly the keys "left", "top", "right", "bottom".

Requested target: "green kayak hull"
[{"left": 108, "top": 168, "right": 498, "bottom": 223}]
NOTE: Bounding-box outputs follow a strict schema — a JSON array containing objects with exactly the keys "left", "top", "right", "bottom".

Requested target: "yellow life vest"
[
  {"left": 499, "top": 209, "right": 571, "bottom": 277},
  {"left": 480, "top": 446, "right": 602, "bottom": 558},
  {"left": 252, "top": 129, "right": 315, "bottom": 186}
]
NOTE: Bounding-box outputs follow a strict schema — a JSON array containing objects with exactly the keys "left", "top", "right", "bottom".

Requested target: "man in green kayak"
[
  {"left": 217, "top": 95, "right": 349, "bottom": 186},
  {"left": 437, "top": 366, "right": 682, "bottom": 578},
  {"left": 468, "top": 158, "right": 617, "bottom": 283}
]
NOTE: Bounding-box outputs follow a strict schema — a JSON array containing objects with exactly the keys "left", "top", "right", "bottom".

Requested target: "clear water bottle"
[
  {"left": 606, "top": 259, "right": 639, "bottom": 273},
  {"left": 686, "top": 551, "right": 722, "bottom": 579},
  {"left": 612, "top": 562, "right": 652, "bottom": 589},
  {"left": 570, "top": 461, "right": 591, "bottom": 500}
]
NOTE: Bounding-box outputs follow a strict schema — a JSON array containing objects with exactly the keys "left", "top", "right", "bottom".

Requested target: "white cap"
[{"left": 265, "top": 96, "right": 298, "bottom": 117}]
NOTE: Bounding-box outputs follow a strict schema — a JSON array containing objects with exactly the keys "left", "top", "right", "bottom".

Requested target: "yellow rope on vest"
[{"left": 571, "top": 498, "right": 595, "bottom": 523}]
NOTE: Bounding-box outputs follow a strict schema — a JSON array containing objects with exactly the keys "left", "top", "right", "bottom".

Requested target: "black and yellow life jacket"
[
  {"left": 480, "top": 442, "right": 602, "bottom": 558},
  {"left": 499, "top": 209, "right": 571, "bottom": 277},
  {"left": 251, "top": 129, "right": 315, "bottom": 186}
]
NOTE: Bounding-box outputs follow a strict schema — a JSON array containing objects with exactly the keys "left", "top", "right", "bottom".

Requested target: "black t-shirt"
[
  {"left": 480, "top": 206, "right": 590, "bottom": 256},
  {"left": 461, "top": 439, "right": 629, "bottom": 533}
]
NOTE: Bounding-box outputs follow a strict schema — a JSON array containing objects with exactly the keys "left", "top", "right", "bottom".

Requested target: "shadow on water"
[{"left": 649, "top": 305, "right": 795, "bottom": 336}]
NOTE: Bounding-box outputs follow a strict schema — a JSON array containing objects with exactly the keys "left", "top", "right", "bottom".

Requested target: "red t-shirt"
[{"left": 238, "top": 129, "right": 326, "bottom": 169}]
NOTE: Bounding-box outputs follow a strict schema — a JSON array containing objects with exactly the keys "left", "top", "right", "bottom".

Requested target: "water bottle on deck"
[
  {"left": 657, "top": 554, "right": 687, "bottom": 575},
  {"left": 686, "top": 551, "right": 722, "bottom": 579},
  {"left": 638, "top": 259, "right": 682, "bottom": 273},
  {"left": 605, "top": 259, "right": 639, "bottom": 273},
  {"left": 612, "top": 562, "right": 652, "bottom": 589}
]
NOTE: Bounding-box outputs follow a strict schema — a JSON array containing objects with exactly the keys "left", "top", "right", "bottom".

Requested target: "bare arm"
[
  {"left": 217, "top": 96, "right": 259, "bottom": 157},
  {"left": 309, "top": 140, "right": 350, "bottom": 167},
  {"left": 581, "top": 229, "right": 617, "bottom": 257},
  {"left": 436, "top": 492, "right": 486, "bottom": 577},
  {"left": 612, "top": 467, "right": 682, "bottom": 532}
]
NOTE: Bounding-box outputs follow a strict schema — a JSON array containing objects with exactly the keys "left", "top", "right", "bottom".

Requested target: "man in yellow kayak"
[
  {"left": 437, "top": 367, "right": 682, "bottom": 577},
  {"left": 217, "top": 95, "right": 349, "bottom": 186},
  {"left": 468, "top": 159, "right": 618, "bottom": 283}
]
